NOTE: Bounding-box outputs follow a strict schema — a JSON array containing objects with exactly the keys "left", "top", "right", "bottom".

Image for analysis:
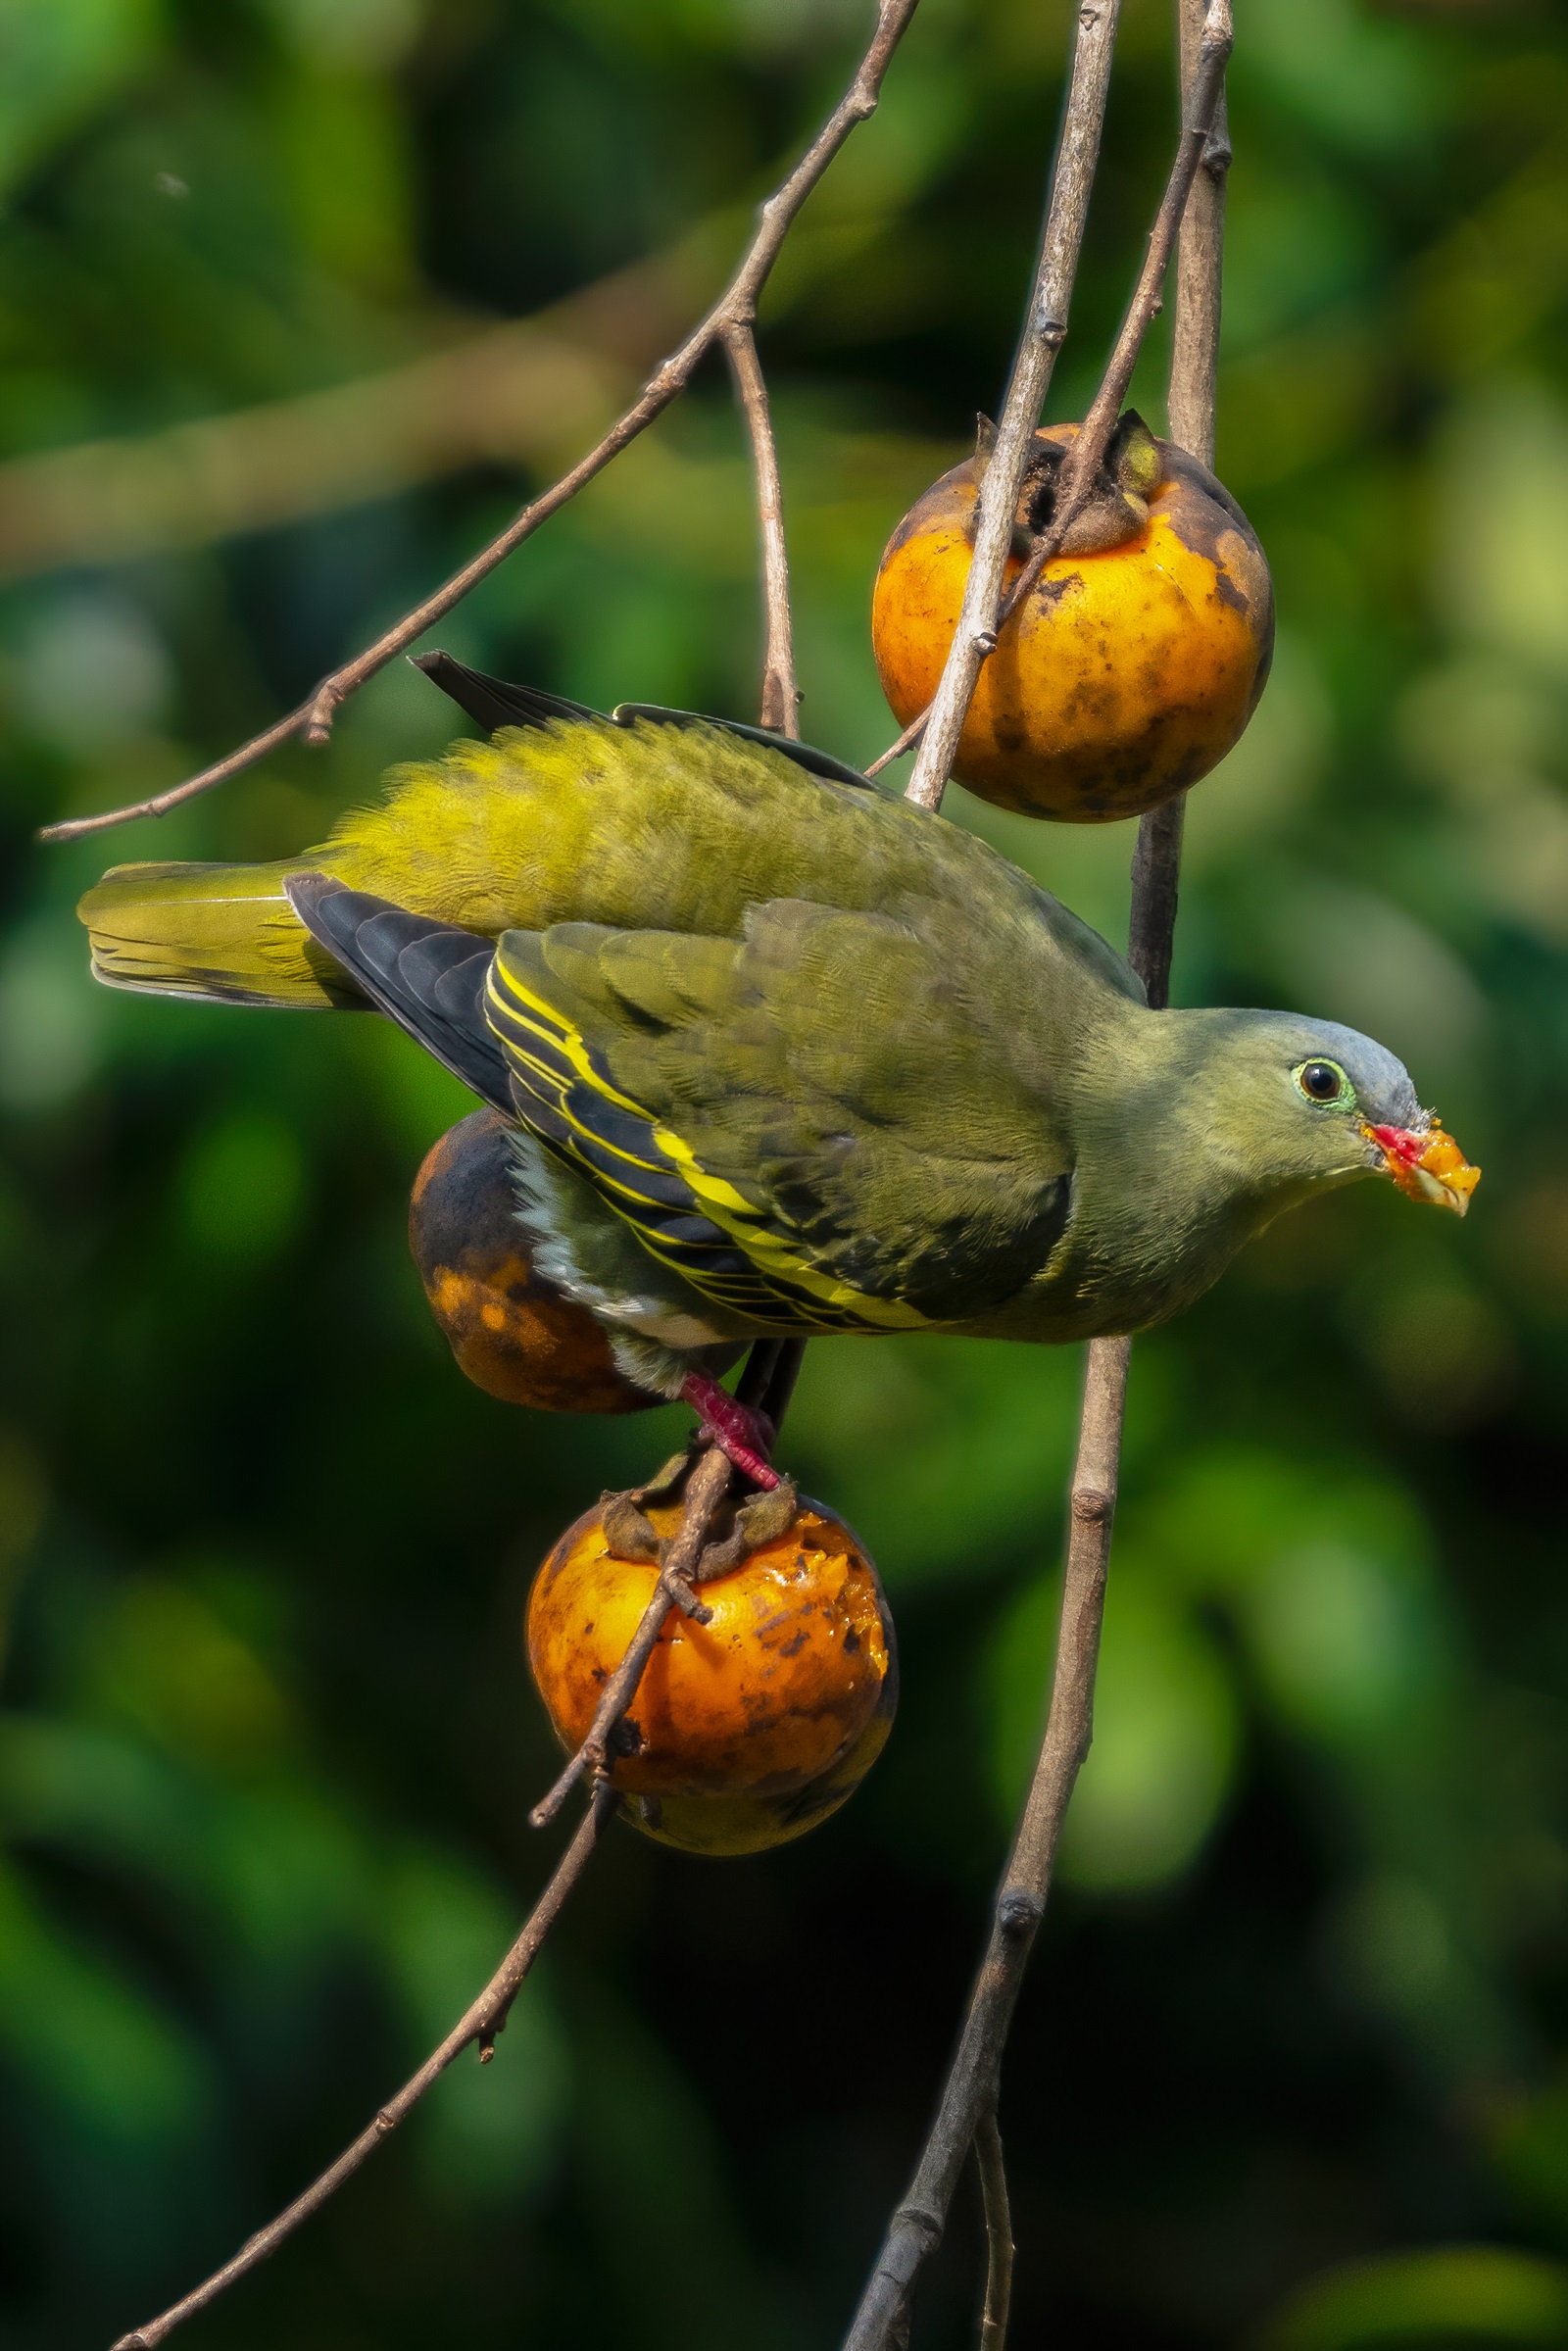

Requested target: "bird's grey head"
[
  {"left": 1179, "top": 1008, "right": 1479, "bottom": 1218},
  {"left": 1271, "top": 1014, "right": 1421, "bottom": 1128}
]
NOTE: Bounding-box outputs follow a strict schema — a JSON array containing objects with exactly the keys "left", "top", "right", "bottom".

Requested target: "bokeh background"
[{"left": 3, "top": 0, "right": 1567, "bottom": 2344}]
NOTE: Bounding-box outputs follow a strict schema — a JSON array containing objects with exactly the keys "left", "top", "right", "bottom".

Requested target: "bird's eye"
[{"left": 1295, "top": 1058, "right": 1348, "bottom": 1105}]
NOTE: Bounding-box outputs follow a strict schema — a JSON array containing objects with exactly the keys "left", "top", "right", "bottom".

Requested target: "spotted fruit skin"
[
  {"left": 872, "top": 424, "right": 1274, "bottom": 821},
  {"left": 410, "top": 1107, "right": 656, "bottom": 1414},
  {"left": 526, "top": 1495, "right": 897, "bottom": 1855},
  {"left": 629, "top": 1690, "right": 897, "bottom": 1858}
]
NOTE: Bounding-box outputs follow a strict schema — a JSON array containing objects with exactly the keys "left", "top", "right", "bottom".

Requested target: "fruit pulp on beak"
[{"left": 1362, "top": 1117, "right": 1480, "bottom": 1215}]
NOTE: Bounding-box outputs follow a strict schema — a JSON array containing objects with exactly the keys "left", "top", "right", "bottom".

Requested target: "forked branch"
[
  {"left": 842, "top": 1337, "right": 1131, "bottom": 2351},
  {"left": 895, "top": 0, "right": 1121, "bottom": 806},
  {"left": 990, "top": 0, "right": 1231, "bottom": 634},
  {"left": 41, "top": 0, "right": 915, "bottom": 845},
  {"left": 888, "top": 0, "right": 1233, "bottom": 806}
]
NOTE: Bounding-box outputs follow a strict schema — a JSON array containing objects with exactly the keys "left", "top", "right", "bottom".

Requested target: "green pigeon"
[{"left": 79, "top": 654, "right": 1479, "bottom": 1483}]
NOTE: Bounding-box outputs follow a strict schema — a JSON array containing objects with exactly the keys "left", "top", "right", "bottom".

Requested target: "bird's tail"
[{"left": 77, "top": 857, "right": 366, "bottom": 1008}]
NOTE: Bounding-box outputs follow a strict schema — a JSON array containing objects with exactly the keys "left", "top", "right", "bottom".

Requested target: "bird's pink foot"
[{"left": 679, "top": 1371, "right": 780, "bottom": 1491}]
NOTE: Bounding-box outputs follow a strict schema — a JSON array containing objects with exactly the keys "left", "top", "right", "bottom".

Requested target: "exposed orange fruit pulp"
[{"left": 1378, "top": 1118, "right": 1482, "bottom": 1214}]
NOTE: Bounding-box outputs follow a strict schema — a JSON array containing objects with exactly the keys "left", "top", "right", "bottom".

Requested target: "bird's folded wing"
[{"left": 485, "top": 899, "right": 1073, "bottom": 1333}]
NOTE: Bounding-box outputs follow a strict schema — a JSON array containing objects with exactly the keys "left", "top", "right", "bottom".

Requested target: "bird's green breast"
[{"left": 956, "top": 1001, "right": 1353, "bottom": 1345}]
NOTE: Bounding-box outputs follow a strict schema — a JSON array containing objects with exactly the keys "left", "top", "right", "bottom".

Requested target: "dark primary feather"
[
  {"left": 608, "top": 706, "right": 875, "bottom": 792},
  {"left": 284, "top": 876, "right": 509, "bottom": 1108},
  {"left": 409, "top": 653, "right": 599, "bottom": 737},
  {"left": 411, "top": 649, "right": 874, "bottom": 793}
]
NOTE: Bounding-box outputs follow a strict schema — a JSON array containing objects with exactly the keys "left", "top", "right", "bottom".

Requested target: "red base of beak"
[{"left": 1367, "top": 1123, "right": 1427, "bottom": 1169}]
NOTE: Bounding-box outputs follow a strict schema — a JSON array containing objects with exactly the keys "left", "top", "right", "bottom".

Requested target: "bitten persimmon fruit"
[
  {"left": 872, "top": 414, "right": 1274, "bottom": 821},
  {"left": 410, "top": 1107, "right": 658, "bottom": 1414},
  {"left": 526, "top": 1491, "right": 898, "bottom": 1856}
]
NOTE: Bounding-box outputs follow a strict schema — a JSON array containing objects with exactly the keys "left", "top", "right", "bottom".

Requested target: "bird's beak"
[{"left": 1361, "top": 1117, "right": 1481, "bottom": 1216}]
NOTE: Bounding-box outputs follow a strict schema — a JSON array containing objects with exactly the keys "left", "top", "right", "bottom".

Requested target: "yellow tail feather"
[{"left": 77, "top": 857, "right": 363, "bottom": 1009}]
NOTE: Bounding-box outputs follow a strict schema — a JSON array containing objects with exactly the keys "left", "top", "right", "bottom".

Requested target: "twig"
[
  {"left": 974, "top": 2112, "right": 1013, "bottom": 2351},
  {"left": 94, "top": 0, "right": 828, "bottom": 2327},
  {"left": 843, "top": 1341, "right": 1129, "bottom": 2351},
  {"left": 892, "top": 0, "right": 1233, "bottom": 806},
  {"left": 844, "top": 4, "right": 1229, "bottom": 2341},
  {"left": 1166, "top": 0, "right": 1230, "bottom": 469},
  {"left": 1129, "top": 0, "right": 1228, "bottom": 1016},
  {"left": 989, "top": 0, "right": 1231, "bottom": 633},
  {"left": 109, "top": 1778, "right": 615, "bottom": 2351},
  {"left": 40, "top": 0, "right": 918, "bottom": 847},
  {"left": 861, "top": 705, "right": 927, "bottom": 780},
  {"left": 109, "top": 1378, "right": 781, "bottom": 2345},
  {"left": 901, "top": 0, "right": 1121, "bottom": 809},
  {"left": 724, "top": 321, "right": 800, "bottom": 738},
  {"left": 528, "top": 1444, "right": 734, "bottom": 1832}
]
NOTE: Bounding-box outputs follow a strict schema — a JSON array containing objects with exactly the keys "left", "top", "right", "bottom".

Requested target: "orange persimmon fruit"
[
  {"left": 527, "top": 1493, "right": 898, "bottom": 1856},
  {"left": 871, "top": 413, "right": 1274, "bottom": 821},
  {"left": 410, "top": 1106, "right": 658, "bottom": 1414}
]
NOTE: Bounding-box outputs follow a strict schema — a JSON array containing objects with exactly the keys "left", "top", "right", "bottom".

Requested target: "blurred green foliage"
[{"left": 3, "top": 0, "right": 1568, "bottom": 2343}]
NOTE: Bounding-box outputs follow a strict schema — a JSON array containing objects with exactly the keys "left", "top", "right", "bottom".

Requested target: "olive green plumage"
[{"left": 78, "top": 662, "right": 1445, "bottom": 1395}]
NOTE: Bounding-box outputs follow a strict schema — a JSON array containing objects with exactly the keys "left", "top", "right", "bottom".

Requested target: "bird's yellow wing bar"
[{"left": 483, "top": 944, "right": 937, "bottom": 1334}]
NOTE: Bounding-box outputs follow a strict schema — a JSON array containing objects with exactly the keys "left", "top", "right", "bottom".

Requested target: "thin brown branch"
[
  {"left": 108, "top": 1358, "right": 776, "bottom": 2342},
  {"left": 845, "top": 4, "right": 1230, "bottom": 2341},
  {"left": 974, "top": 2112, "right": 1013, "bottom": 2351},
  {"left": 113, "top": 1337, "right": 794, "bottom": 2340},
  {"left": 41, "top": 0, "right": 918, "bottom": 847},
  {"left": 1127, "top": 0, "right": 1231, "bottom": 1012},
  {"left": 842, "top": 1340, "right": 1130, "bottom": 2351},
  {"left": 903, "top": 0, "right": 1121, "bottom": 809},
  {"left": 1127, "top": 798, "right": 1185, "bottom": 1011},
  {"left": 110, "top": 1778, "right": 615, "bottom": 2351},
  {"left": 1167, "top": 0, "right": 1230, "bottom": 470},
  {"left": 861, "top": 705, "right": 925, "bottom": 780},
  {"left": 725, "top": 321, "right": 800, "bottom": 738},
  {"left": 529, "top": 1444, "right": 734, "bottom": 1831},
  {"left": 990, "top": 0, "right": 1232, "bottom": 633},
  {"left": 895, "top": 0, "right": 1233, "bottom": 807}
]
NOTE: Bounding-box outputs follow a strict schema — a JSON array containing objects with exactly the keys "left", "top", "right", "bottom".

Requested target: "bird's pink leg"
[{"left": 679, "top": 1371, "right": 780, "bottom": 1491}]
